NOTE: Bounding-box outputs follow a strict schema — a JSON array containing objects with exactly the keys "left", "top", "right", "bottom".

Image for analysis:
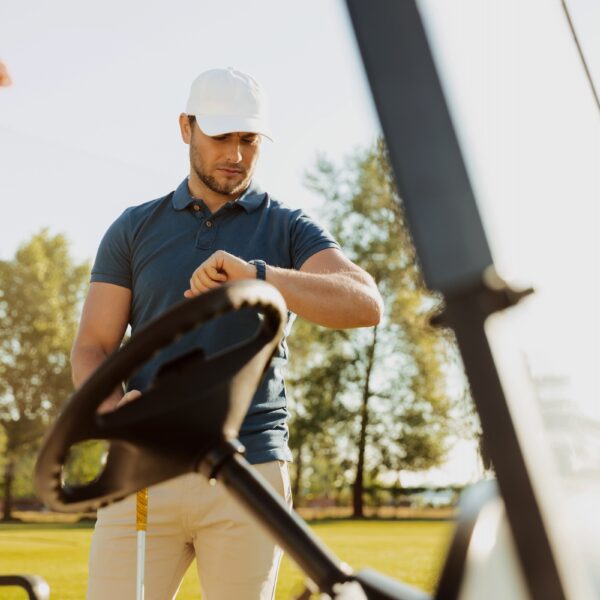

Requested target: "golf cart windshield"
[{"left": 350, "top": 0, "right": 600, "bottom": 596}]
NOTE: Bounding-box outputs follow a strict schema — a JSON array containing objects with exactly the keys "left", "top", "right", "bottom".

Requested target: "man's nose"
[{"left": 224, "top": 140, "right": 243, "bottom": 163}]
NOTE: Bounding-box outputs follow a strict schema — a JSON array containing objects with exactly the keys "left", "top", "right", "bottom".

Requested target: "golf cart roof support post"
[
  {"left": 199, "top": 440, "right": 351, "bottom": 595},
  {"left": 344, "top": 1, "right": 568, "bottom": 599}
]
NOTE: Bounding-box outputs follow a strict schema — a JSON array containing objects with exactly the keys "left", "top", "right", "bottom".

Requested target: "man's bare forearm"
[
  {"left": 265, "top": 266, "right": 382, "bottom": 328},
  {"left": 71, "top": 345, "right": 124, "bottom": 412},
  {"left": 184, "top": 249, "right": 383, "bottom": 328},
  {"left": 71, "top": 345, "right": 108, "bottom": 388}
]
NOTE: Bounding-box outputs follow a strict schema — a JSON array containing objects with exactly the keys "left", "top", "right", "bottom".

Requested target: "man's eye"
[{"left": 243, "top": 137, "right": 258, "bottom": 144}]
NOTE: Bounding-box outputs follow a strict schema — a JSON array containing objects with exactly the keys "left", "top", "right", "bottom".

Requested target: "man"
[{"left": 72, "top": 67, "right": 383, "bottom": 600}]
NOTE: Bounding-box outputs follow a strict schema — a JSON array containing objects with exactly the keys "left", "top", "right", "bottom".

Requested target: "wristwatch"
[{"left": 248, "top": 259, "right": 267, "bottom": 281}]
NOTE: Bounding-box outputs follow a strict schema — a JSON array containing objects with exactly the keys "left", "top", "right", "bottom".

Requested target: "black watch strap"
[{"left": 249, "top": 259, "right": 267, "bottom": 281}]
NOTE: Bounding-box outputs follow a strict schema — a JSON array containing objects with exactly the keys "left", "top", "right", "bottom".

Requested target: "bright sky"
[
  {"left": 0, "top": 0, "right": 379, "bottom": 261},
  {"left": 1, "top": 0, "right": 598, "bottom": 485},
  {"left": 412, "top": 0, "right": 600, "bottom": 486}
]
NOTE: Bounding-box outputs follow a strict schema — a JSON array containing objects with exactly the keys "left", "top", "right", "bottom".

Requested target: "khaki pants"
[{"left": 87, "top": 460, "right": 292, "bottom": 600}]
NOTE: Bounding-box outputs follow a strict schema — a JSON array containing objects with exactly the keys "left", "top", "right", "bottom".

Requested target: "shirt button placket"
[{"left": 195, "top": 216, "right": 217, "bottom": 250}]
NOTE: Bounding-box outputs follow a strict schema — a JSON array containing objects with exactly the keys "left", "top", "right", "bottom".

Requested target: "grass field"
[{"left": 0, "top": 518, "right": 454, "bottom": 598}]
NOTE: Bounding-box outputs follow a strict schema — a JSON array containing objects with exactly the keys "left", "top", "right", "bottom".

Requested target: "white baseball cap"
[{"left": 185, "top": 67, "right": 273, "bottom": 141}]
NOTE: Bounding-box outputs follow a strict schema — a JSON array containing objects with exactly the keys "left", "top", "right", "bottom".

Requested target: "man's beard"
[{"left": 191, "top": 153, "right": 250, "bottom": 197}]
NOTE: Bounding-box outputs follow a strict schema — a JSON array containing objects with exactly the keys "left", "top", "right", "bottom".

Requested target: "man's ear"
[{"left": 179, "top": 113, "right": 192, "bottom": 144}]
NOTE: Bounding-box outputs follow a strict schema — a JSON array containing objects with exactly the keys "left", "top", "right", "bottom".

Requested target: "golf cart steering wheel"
[{"left": 34, "top": 280, "right": 287, "bottom": 513}]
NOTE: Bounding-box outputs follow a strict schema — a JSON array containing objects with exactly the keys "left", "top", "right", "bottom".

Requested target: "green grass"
[{"left": 0, "top": 519, "right": 454, "bottom": 598}]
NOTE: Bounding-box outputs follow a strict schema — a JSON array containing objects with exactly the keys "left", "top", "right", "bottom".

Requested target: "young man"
[{"left": 72, "top": 67, "right": 382, "bottom": 600}]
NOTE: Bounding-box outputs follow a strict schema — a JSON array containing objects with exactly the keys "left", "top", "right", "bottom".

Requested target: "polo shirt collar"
[
  {"left": 171, "top": 178, "right": 265, "bottom": 213},
  {"left": 236, "top": 182, "right": 265, "bottom": 213}
]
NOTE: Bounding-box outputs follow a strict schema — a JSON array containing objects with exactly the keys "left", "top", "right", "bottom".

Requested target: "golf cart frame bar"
[
  {"left": 345, "top": 2, "right": 567, "bottom": 599},
  {"left": 0, "top": 575, "right": 49, "bottom": 600}
]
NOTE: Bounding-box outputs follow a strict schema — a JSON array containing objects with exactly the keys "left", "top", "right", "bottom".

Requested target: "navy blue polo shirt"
[{"left": 91, "top": 178, "right": 340, "bottom": 464}]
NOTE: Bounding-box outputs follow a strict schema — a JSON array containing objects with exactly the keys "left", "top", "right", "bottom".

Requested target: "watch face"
[
  {"left": 249, "top": 260, "right": 265, "bottom": 280},
  {"left": 255, "top": 261, "right": 266, "bottom": 280}
]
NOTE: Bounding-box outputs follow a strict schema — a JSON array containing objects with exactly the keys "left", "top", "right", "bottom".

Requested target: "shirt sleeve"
[
  {"left": 90, "top": 209, "right": 133, "bottom": 289},
  {"left": 289, "top": 210, "right": 341, "bottom": 270}
]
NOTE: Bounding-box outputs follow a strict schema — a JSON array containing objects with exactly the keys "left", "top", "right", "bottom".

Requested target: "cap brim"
[{"left": 195, "top": 115, "right": 274, "bottom": 142}]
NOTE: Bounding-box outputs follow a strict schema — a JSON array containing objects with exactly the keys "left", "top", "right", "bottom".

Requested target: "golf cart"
[{"left": 26, "top": 277, "right": 538, "bottom": 600}]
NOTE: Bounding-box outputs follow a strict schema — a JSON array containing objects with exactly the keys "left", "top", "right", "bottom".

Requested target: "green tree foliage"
[
  {"left": 63, "top": 439, "right": 110, "bottom": 487},
  {"left": 287, "top": 319, "right": 354, "bottom": 502},
  {"left": 294, "top": 138, "right": 471, "bottom": 516},
  {"left": 0, "top": 230, "right": 89, "bottom": 519}
]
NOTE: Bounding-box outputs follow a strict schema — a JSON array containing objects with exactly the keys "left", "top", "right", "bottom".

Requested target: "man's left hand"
[{"left": 184, "top": 250, "right": 256, "bottom": 298}]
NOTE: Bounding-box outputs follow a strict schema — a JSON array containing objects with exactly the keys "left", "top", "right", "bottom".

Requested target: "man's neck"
[{"left": 187, "top": 173, "right": 244, "bottom": 214}]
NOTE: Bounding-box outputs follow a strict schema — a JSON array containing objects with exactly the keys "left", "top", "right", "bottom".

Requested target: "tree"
[
  {"left": 302, "top": 138, "right": 470, "bottom": 517},
  {"left": 0, "top": 230, "right": 89, "bottom": 520},
  {"left": 287, "top": 318, "right": 353, "bottom": 503}
]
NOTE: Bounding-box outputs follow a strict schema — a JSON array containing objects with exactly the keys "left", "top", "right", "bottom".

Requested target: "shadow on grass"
[
  {"left": 304, "top": 515, "right": 453, "bottom": 525},
  {"left": 0, "top": 518, "right": 96, "bottom": 530}
]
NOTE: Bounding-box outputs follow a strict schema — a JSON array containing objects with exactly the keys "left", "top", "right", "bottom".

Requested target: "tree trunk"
[
  {"left": 352, "top": 327, "right": 378, "bottom": 518},
  {"left": 395, "top": 471, "right": 403, "bottom": 518},
  {"left": 292, "top": 444, "right": 303, "bottom": 504},
  {"left": 2, "top": 457, "right": 15, "bottom": 522}
]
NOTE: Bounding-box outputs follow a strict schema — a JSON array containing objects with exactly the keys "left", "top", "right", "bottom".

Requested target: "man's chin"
[
  {"left": 195, "top": 169, "right": 250, "bottom": 198},
  {"left": 216, "top": 178, "right": 250, "bottom": 197}
]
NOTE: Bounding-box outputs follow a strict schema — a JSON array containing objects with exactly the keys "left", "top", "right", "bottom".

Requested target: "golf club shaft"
[
  {"left": 136, "top": 488, "right": 148, "bottom": 600},
  {"left": 136, "top": 531, "right": 145, "bottom": 600}
]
